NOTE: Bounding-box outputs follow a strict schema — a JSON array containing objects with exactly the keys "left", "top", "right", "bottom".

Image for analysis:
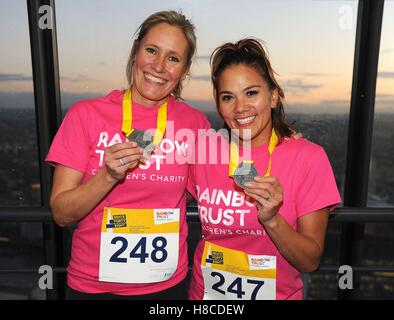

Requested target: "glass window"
[
  {"left": 0, "top": 274, "right": 46, "bottom": 300},
  {"left": 56, "top": 0, "right": 356, "bottom": 199},
  {"left": 368, "top": 1, "right": 394, "bottom": 207},
  {"left": 0, "top": 221, "right": 46, "bottom": 300},
  {"left": 359, "top": 271, "right": 394, "bottom": 299},
  {"left": 0, "top": 1, "right": 46, "bottom": 300},
  {"left": 56, "top": 2, "right": 358, "bottom": 301},
  {"left": 0, "top": 0, "right": 40, "bottom": 206},
  {"left": 304, "top": 271, "right": 338, "bottom": 300},
  {"left": 305, "top": 269, "right": 394, "bottom": 300},
  {"left": 320, "top": 223, "right": 341, "bottom": 266},
  {"left": 361, "top": 222, "right": 394, "bottom": 267}
]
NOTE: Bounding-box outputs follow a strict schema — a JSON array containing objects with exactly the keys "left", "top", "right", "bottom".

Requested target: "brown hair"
[
  {"left": 126, "top": 10, "right": 196, "bottom": 99},
  {"left": 210, "top": 38, "right": 293, "bottom": 140}
]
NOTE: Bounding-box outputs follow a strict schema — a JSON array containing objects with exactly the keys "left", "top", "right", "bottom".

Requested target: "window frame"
[{"left": 0, "top": 0, "right": 393, "bottom": 300}]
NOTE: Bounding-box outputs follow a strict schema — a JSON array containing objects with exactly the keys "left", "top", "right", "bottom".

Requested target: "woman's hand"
[
  {"left": 104, "top": 141, "right": 145, "bottom": 181},
  {"left": 244, "top": 176, "right": 283, "bottom": 226}
]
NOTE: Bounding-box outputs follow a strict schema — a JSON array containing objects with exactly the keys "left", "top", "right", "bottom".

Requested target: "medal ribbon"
[
  {"left": 122, "top": 88, "right": 167, "bottom": 146},
  {"left": 229, "top": 127, "right": 279, "bottom": 177}
]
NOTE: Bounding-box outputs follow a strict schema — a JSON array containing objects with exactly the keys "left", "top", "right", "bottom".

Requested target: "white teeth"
[
  {"left": 236, "top": 115, "right": 256, "bottom": 125},
  {"left": 145, "top": 73, "right": 166, "bottom": 84}
]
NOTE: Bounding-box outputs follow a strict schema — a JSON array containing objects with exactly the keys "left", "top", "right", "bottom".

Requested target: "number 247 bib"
[
  {"left": 99, "top": 207, "right": 179, "bottom": 284},
  {"left": 201, "top": 241, "right": 276, "bottom": 300}
]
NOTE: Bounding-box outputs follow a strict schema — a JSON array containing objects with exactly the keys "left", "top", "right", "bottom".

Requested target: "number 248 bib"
[{"left": 99, "top": 207, "right": 179, "bottom": 284}]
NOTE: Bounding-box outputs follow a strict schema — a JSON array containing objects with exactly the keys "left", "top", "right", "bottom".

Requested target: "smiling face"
[
  {"left": 132, "top": 23, "right": 189, "bottom": 107},
  {"left": 217, "top": 64, "right": 278, "bottom": 147}
]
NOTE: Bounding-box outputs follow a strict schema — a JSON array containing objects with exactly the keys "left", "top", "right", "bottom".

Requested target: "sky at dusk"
[{"left": 0, "top": 0, "right": 393, "bottom": 113}]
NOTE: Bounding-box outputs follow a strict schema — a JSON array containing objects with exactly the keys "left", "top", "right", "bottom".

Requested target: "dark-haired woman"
[{"left": 187, "top": 38, "right": 341, "bottom": 300}]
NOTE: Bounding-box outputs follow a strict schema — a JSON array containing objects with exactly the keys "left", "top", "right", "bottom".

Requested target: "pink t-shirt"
[
  {"left": 187, "top": 133, "right": 341, "bottom": 300},
  {"left": 46, "top": 90, "right": 209, "bottom": 295}
]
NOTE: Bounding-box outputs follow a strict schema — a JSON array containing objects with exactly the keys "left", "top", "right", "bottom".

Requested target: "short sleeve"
[
  {"left": 295, "top": 146, "right": 341, "bottom": 217},
  {"left": 186, "top": 109, "right": 212, "bottom": 198},
  {"left": 200, "top": 113, "right": 211, "bottom": 131},
  {"left": 45, "top": 103, "right": 91, "bottom": 173}
]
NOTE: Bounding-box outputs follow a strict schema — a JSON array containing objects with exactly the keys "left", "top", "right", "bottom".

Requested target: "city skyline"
[{"left": 0, "top": 0, "right": 393, "bottom": 113}]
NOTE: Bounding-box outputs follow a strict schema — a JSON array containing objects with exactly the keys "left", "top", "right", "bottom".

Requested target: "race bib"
[
  {"left": 201, "top": 241, "right": 276, "bottom": 300},
  {"left": 99, "top": 207, "right": 179, "bottom": 284}
]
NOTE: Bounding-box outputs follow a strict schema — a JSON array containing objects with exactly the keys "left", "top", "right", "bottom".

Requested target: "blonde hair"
[{"left": 126, "top": 10, "right": 196, "bottom": 99}]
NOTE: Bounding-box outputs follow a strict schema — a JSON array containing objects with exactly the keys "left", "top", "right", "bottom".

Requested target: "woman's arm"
[
  {"left": 261, "top": 209, "right": 329, "bottom": 272},
  {"left": 50, "top": 141, "right": 144, "bottom": 227},
  {"left": 50, "top": 165, "right": 117, "bottom": 227},
  {"left": 245, "top": 176, "right": 329, "bottom": 272}
]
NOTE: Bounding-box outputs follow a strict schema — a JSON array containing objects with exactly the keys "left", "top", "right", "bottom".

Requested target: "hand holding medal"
[
  {"left": 126, "top": 129, "right": 156, "bottom": 160},
  {"left": 103, "top": 88, "right": 167, "bottom": 182},
  {"left": 103, "top": 141, "right": 145, "bottom": 181},
  {"left": 230, "top": 128, "right": 284, "bottom": 225},
  {"left": 244, "top": 176, "right": 283, "bottom": 226}
]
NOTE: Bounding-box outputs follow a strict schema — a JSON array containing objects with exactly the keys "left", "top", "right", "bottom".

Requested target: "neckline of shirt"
[{"left": 108, "top": 89, "right": 175, "bottom": 114}]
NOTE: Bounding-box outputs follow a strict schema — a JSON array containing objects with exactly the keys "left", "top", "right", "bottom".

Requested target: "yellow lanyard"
[
  {"left": 121, "top": 88, "right": 167, "bottom": 146},
  {"left": 229, "top": 128, "right": 279, "bottom": 177}
]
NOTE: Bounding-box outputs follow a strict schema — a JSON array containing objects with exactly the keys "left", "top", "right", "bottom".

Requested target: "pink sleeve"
[
  {"left": 45, "top": 103, "right": 90, "bottom": 173},
  {"left": 295, "top": 146, "right": 341, "bottom": 217},
  {"left": 201, "top": 114, "right": 211, "bottom": 130},
  {"left": 186, "top": 164, "right": 197, "bottom": 199},
  {"left": 186, "top": 110, "right": 210, "bottom": 199}
]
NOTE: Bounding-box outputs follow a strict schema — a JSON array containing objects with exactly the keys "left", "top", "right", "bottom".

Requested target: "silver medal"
[
  {"left": 233, "top": 161, "right": 258, "bottom": 189},
  {"left": 127, "top": 129, "right": 154, "bottom": 150}
]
